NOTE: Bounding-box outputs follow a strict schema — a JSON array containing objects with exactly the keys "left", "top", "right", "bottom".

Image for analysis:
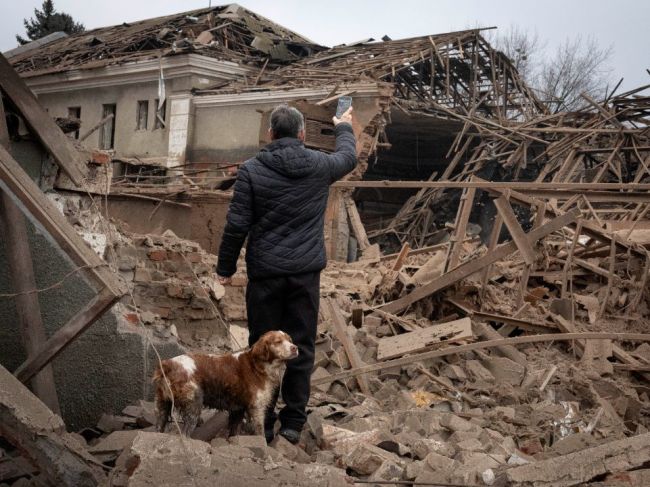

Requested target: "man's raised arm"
[{"left": 326, "top": 107, "right": 357, "bottom": 183}]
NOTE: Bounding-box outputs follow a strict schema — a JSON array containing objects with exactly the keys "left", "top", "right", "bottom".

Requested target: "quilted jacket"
[{"left": 216, "top": 123, "right": 357, "bottom": 280}]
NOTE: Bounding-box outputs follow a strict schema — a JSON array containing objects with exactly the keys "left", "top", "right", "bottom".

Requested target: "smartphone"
[{"left": 335, "top": 96, "right": 353, "bottom": 118}]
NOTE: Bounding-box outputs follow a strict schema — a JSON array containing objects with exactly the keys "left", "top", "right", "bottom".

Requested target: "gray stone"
[
  {"left": 465, "top": 360, "right": 495, "bottom": 383},
  {"left": 368, "top": 461, "right": 404, "bottom": 483},
  {"left": 344, "top": 443, "right": 404, "bottom": 475},
  {"left": 480, "top": 356, "right": 525, "bottom": 386}
]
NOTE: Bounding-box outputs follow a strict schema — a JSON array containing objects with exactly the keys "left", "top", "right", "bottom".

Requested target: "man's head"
[{"left": 269, "top": 104, "right": 305, "bottom": 141}]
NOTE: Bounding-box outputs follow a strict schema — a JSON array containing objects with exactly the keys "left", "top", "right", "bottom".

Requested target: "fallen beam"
[
  {"left": 312, "top": 332, "right": 650, "bottom": 386},
  {"left": 14, "top": 287, "right": 119, "bottom": 383},
  {"left": 0, "top": 191, "right": 61, "bottom": 413},
  {"left": 378, "top": 209, "right": 580, "bottom": 314},
  {"left": 0, "top": 364, "right": 105, "bottom": 486},
  {"left": 324, "top": 298, "right": 371, "bottom": 395},
  {"left": 332, "top": 180, "right": 650, "bottom": 191},
  {"left": 493, "top": 194, "right": 536, "bottom": 266}
]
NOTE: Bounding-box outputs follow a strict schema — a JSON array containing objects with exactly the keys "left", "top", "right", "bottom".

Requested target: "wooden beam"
[
  {"left": 323, "top": 298, "right": 371, "bottom": 395},
  {"left": 0, "top": 143, "right": 125, "bottom": 296},
  {"left": 312, "top": 332, "right": 650, "bottom": 386},
  {"left": 377, "top": 317, "right": 473, "bottom": 361},
  {"left": 332, "top": 180, "right": 650, "bottom": 191},
  {"left": 0, "top": 53, "right": 86, "bottom": 185},
  {"left": 484, "top": 182, "right": 647, "bottom": 258},
  {"left": 0, "top": 364, "right": 105, "bottom": 486},
  {"left": 0, "top": 192, "right": 61, "bottom": 414},
  {"left": 493, "top": 195, "right": 536, "bottom": 266},
  {"left": 0, "top": 97, "right": 60, "bottom": 413},
  {"left": 344, "top": 195, "right": 370, "bottom": 251},
  {"left": 391, "top": 243, "right": 411, "bottom": 271},
  {"left": 14, "top": 287, "right": 118, "bottom": 383},
  {"left": 447, "top": 187, "right": 476, "bottom": 270},
  {"left": 378, "top": 209, "right": 580, "bottom": 314}
]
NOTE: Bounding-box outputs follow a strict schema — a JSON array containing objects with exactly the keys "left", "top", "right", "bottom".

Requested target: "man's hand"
[
  {"left": 217, "top": 275, "right": 232, "bottom": 285},
  {"left": 333, "top": 106, "right": 353, "bottom": 126}
]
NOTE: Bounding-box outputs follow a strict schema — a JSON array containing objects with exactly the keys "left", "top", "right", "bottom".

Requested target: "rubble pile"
[{"left": 1, "top": 4, "right": 650, "bottom": 486}]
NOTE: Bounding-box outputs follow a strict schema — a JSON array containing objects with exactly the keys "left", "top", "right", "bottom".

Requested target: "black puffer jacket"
[{"left": 217, "top": 123, "right": 357, "bottom": 280}]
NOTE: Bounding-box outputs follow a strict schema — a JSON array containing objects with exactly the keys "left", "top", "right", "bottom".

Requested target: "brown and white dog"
[{"left": 152, "top": 330, "right": 298, "bottom": 436}]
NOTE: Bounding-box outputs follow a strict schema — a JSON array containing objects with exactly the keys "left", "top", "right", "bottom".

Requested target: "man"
[{"left": 216, "top": 103, "right": 356, "bottom": 443}]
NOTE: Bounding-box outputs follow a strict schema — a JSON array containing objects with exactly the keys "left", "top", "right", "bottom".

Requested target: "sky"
[{"left": 1, "top": 0, "right": 648, "bottom": 91}]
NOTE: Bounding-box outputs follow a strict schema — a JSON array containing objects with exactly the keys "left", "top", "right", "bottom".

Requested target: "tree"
[
  {"left": 536, "top": 36, "right": 613, "bottom": 112},
  {"left": 493, "top": 26, "right": 542, "bottom": 83},
  {"left": 16, "top": 0, "right": 85, "bottom": 45},
  {"left": 493, "top": 27, "right": 613, "bottom": 113}
]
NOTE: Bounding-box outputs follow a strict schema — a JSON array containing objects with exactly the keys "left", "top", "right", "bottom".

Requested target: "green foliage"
[{"left": 16, "top": 0, "right": 85, "bottom": 45}]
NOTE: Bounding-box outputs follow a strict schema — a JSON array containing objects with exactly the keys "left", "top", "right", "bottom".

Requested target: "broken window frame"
[
  {"left": 99, "top": 103, "right": 116, "bottom": 150},
  {"left": 136, "top": 100, "right": 149, "bottom": 131},
  {"left": 67, "top": 106, "right": 81, "bottom": 139},
  {"left": 154, "top": 98, "right": 166, "bottom": 130}
]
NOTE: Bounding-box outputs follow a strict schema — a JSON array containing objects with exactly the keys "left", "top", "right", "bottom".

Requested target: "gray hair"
[{"left": 270, "top": 104, "right": 305, "bottom": 138}]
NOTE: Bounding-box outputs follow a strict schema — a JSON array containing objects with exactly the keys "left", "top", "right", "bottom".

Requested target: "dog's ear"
[{"left": 252, "top": 336, "right": 274, "bottom": 363}]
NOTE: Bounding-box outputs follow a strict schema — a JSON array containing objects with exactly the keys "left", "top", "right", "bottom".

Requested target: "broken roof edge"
[
  {"left": 23, "top": 53, "right": 255, "bottom": 95},
  {"left": 192, "top": 80, "right": 392, "bottom": 106},
  {"left": 9, "top": 3, "right": 325, "bottom": 77},
  {"left": 3, "top": 32, "right": 69, "bottom": 59},
  {"left": 332, "top": 26, "right": 497, "bottom": 48}
]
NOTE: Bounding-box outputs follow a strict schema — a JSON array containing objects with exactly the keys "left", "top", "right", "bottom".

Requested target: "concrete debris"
[{"left": 1, "top": 5, "right": 650, "bottom": 487}]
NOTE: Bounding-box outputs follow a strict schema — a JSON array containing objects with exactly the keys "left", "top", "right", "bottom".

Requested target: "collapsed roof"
[
  {"left": 9, "top": 3, "right": 324, "bottom": 78},
  {"left": 201, "top": 29, "right": 546, "bottom": 122}
]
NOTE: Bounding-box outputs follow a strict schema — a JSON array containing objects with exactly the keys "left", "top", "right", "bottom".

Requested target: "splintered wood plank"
[
  {"left": 0, "top": 54, "right": 86, "bottom": 185},
  {"left": 377, "top": 317, "right": 473, "bottom": 361},
  {"left": 447, "top": 186, "right": 477, "bottom": 270},
  {"left": 379, "top": 209, "right": 580, "bottom": 314},
  {"left": 15, "top": 287, "right": 118, "bottom": 384},
  {"left": 344, "top": 195, "right": 370, "bottom": 251},
  {"left": 493, "top": 194, "right": 536, "bottom": 266},
  {"left": 323, "top": 298, "right": 371, "bottom": 395}
]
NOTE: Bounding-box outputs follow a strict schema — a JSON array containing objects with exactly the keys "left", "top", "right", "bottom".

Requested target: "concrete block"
[
  {"left": 412, "top": 438, "right": 456, "bottom": 459},
  {"left": 405, "top": 460, "right": 425, "bottom": 480},
  {"left": 368, "top": 460, "right": 404, "bottom": 483},
  {"left": 442, "top": 364, "right": 467, "bottom": 381},
  {"left": 465, "top": 360, "right": 495, "bottom": 382},
  {"left": 439, "top": 414, "right": 481, "bottom": 433},
  {"left": 423, "top": 451, "right": 458, "bottom": 472},
  {"left": 228, "top": 435, "right": 268, "bottom": 449},
  {"left": 270, "top": 435, "right": 311, "bottom": 464},
  {"left": 344, "top": 443, "right": 404, "bottom": 475},
  {"left": 311, "top": 367, "right": 333, "bottom": 393},
  {"left": 480, "top": 356, "right": 525, "bottom": 386},
  {"left": 455, "top": 438, "right": 486, "bottom": 452}
]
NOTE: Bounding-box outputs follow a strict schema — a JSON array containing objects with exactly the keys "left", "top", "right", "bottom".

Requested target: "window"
[
  {"left": 99, "top": 104, "right": 116, "bottom": 150},
  {"left": 67, "top": 106, "right": 81, "bottom": 139},
  {"left": 136, "top": 100, "right": 149, "bottom": 131},
  {"left": 154, "top": 99, "right": 166, "bottom": 130}
]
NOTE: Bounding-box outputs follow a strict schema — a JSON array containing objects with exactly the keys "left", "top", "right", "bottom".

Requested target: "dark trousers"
[{"left": 246, "top": 271, "right": 320, "bottom": 431}]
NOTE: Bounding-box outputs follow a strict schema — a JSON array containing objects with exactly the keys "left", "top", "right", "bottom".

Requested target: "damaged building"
[{"left": 1, "top": 3, "right": 650, "bottom": 487}]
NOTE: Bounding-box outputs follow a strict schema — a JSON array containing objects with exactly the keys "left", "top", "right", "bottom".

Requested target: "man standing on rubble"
[{"left": 216, "top": 103, "right": 356, "bottom": 444}]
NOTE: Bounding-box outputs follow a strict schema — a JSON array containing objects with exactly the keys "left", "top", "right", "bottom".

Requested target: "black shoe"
[
  {"left": 265, "top": 428, "right": 275, "bottom": 444},
  {"left": 278, "top": 427, "right": 300, "bottom": 444}
]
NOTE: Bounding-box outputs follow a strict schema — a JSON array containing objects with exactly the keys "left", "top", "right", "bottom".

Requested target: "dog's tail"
[{"left": 152, "top": 361, "right": 175, "bottom": 402}]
